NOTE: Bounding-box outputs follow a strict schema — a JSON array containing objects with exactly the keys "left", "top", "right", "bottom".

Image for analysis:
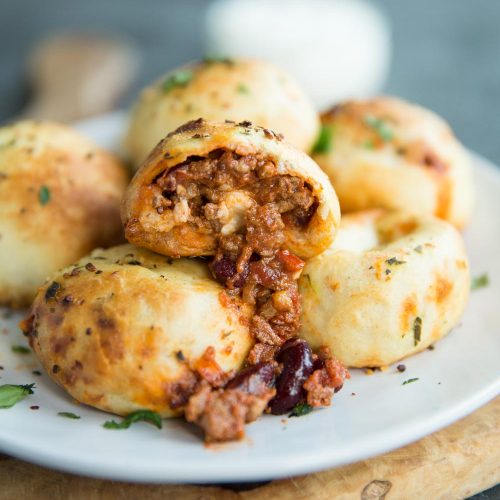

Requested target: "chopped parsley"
[
  {"left": 413, "top": 316, "right": 422, "bottom": 346},
  {"left": 203, "top": 54, "right": 234, "bottom": 65},
  {"left": 11, "top": 345, "right": 31, "bottom": 354},
  {"left": 103, "top": 409, "right": 162, "bottom": 430},
  {"left": 289, "top": 402, "right": 313, "bottom": 418},
  {"left": 471, "top": 273, "right": 489, "bottom": 291},
  {"left": 386, "top": 257, "right": 406, "bottom": 266},
  {"left": 237, "top": 83, "right": 250, "bottom": 94},
  {"left": 402, "top": 378, "right": 419, "bottom": 385},
  {"left": 0, "top": 139, "right": 15, "bottom": 150},
  {"left": 364, "top": 114, "right": 394, "bottom": 142},
  {"left": 0, "top": 383, "right": 35, "bottom": 408},
  {"left": 58, "top": 411, "right": 80, "bottom": 419},
  {"left": 312, "top": 124, "right": 333, "bottom": 155},
  {"left": 162, "top": 70, "right": 193, "bottom": 93},
  {"left": 38, "top": 185, "right": 51, "bottom": 205}
]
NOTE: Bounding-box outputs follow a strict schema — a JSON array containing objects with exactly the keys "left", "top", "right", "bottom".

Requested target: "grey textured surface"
[
  {"left": 372, "top": 0, "right": 500, "bottom": 164},
  {"left": 0, "top": 0, "right": 498, "bottom": 496},
  {"left": 0, "top": 0, "right": 499, "bottom": 164}
]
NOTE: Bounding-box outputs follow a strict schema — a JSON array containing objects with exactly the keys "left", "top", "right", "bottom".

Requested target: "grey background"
[
  {"left": 0, "top": 0, "right": 499, "bottom": 164},
  {"left": 0, "top": 0, "right": 498, "bottom": 496}
]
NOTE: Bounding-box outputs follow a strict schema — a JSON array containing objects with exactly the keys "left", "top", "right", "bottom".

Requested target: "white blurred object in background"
[{"left": 206, "top": 0, "right": 391, "bottom": 110}]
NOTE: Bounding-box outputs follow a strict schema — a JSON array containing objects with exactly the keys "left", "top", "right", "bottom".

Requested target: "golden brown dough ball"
[
  {"left": 0, "top": 120, "right": 128, "bottom": 307},
  {"left": 312, "top": 97, "right": 474, "bottom": 228},
  {"left": 125, "top": 58, "right": 320, "bottom": 168},
  {"left": 25, "top": 244, "right": 254, "bottom": 417},
  {"left": 122, "top": 119, "right": 340, "bottom": 259},
  {"left": 299, "top": 210, "right": 470, "bottom": 367}
]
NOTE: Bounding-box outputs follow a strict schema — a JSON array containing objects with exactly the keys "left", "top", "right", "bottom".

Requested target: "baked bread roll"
[
  {"left": 125, "top": 58, "right": 319, "bottom": 168},
  {"left": 123, "top": 119, "right": 340, "bottom": 260},
  {"left": 23, "top": 244, "right": 253, "bottom": 417},
  {"left": 0, "top": 120, "right": 128, "bottom": 308},
  {"left": 299, "top": 210, "right": 470, "bottom": 367},
  {"left": 312, "top": 97, "right": 474, "bottom": 228}
]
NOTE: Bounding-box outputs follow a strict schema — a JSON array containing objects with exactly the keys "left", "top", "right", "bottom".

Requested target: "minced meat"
[{"left": 154, "top": 149, "right": 347, "bottom": 442}]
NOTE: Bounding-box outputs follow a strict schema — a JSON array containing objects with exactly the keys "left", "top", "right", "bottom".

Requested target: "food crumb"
[
  {"left": 364, "top": 368, "right": 375, "bottom": 375},
  {"left": 396, "top": 364, "right": 406, "bottom": 373},
  {"left": 30, "top": 405, "right": 39, "bottom": 410}
]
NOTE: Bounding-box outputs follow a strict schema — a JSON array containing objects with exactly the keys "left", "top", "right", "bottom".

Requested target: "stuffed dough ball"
[
  {"left": 0, "top": 121, "right": 128, "bottom": 307},
  {"left": 125, "top": 58, "right": 319, "bottom": 168},
  {"left": 312, "top": 97, "right": 474, "bottom": 229},
  {"left": 299, "top": 210, "right": 470, "bottom": 367},
  {"left": 123, "top": 119, "right": 340, "bottom": 260},
  {"left": 24, "top": 244, "right": 253, "bottom": 417}
]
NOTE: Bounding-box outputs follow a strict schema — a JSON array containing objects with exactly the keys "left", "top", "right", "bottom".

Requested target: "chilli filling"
[{"left": 154, "top": 149, "right": 349, "bottom": 442}]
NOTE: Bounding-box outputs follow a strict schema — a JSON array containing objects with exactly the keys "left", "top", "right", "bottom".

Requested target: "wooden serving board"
[{"left": 0, "top": 397, "right": 498, "bottom": 500}]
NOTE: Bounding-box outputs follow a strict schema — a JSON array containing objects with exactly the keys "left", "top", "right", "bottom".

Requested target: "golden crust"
[
  {"left": 125, "top": 58, "right": 319, "bottom": 167},
  {"left": 0, "top": 121, "right": 128, "bottom": 307},
  {"left": 299, "top": 210, "right": 470, "bottom": 367},
  {"left": 27, "top": 244, "right": 254, "bottom": 417},
  {"left": 122, "top": 119, "right": 340, "bottom": 259},
  {"left": 313, "top": 96, "right": 475, "bottom": 228}
]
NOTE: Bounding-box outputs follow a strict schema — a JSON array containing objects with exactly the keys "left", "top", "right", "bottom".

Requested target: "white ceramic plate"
[{"left": 0, "top": 113, "right": 499, "bottom": 484}]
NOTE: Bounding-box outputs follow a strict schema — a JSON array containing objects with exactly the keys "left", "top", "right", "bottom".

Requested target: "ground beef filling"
[{"left": 155, "top": 149, "right": 348, "bottom": 441}]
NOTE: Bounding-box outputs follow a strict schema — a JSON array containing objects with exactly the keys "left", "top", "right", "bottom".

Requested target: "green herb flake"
[
  {"left": 386, "top": 257, "right": 406, "bottom": 266},
  {"left": 237, "top": 83, "right": 250, "bottom": 94},
  {"left": 103, "top": 409, "right": 162, "bottom": 430},
  {"left": 413, "top": 316, "right": 422, "bottom": 346},
  {"left": 0, "top": 383, "right": 35, "bottom": 408},
  {"left": 162, "top": 70, "right": 193, "bottom": 93},
  {"left": 402, "top": 378, "right": 419, "bottom": 385},
  {"left": 364, "top": 114, "right": 394, "bottom": 142},
  {"left": 58, "top": 411, "right": 80, "bottom": 419},
  {"left": 471, "top": 273, "right": 489, "bottom": 291},
  {"left": 312, "top": 124, "right": 333, "bottom": 155},
  {"left": 203, "top": 54, "right": 234, "bottom": 65},
  {"left": 0, "top": 138, "right": 15, "bottom": 150},
  {"left": 289, "top": 402, "right": 313, "bottom": 418},
  {"left": 11, "top": 345, "right": 31, "bottom": 355},
  {"left": 38, "top": 185, "right": 51, "bottom": 205}
]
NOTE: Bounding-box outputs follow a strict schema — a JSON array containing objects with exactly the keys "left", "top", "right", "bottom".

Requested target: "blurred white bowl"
[{"left": 206, "top": 0, "right": 391, "bottom": 110}]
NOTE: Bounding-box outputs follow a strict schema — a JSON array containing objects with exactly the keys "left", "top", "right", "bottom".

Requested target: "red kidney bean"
[
  {"left": 269, "top": 338, "right": 314, "bottom": 414},
  {"left": 226, "top": 362, "right": 275, "bottom": 395},
  {"left": 210, "top": 255, "right": 249, "bottom": 288},
  {"left": 210, "top": 255, "right": 236, "bottom": 284}
]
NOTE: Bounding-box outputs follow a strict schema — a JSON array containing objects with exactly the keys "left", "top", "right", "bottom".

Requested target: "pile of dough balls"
[{"left": 4, "top": 58, "right": 474, "bottom": 432}]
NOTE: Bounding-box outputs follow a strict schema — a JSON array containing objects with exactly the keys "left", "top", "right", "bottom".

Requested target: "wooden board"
[{"left": 0, "top": 397, "right": 498, "bottom": 500}]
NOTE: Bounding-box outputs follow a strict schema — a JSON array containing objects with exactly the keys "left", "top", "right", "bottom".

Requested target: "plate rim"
[{"left": 0, "top": 370, "right": 498, "bottom": 484}]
